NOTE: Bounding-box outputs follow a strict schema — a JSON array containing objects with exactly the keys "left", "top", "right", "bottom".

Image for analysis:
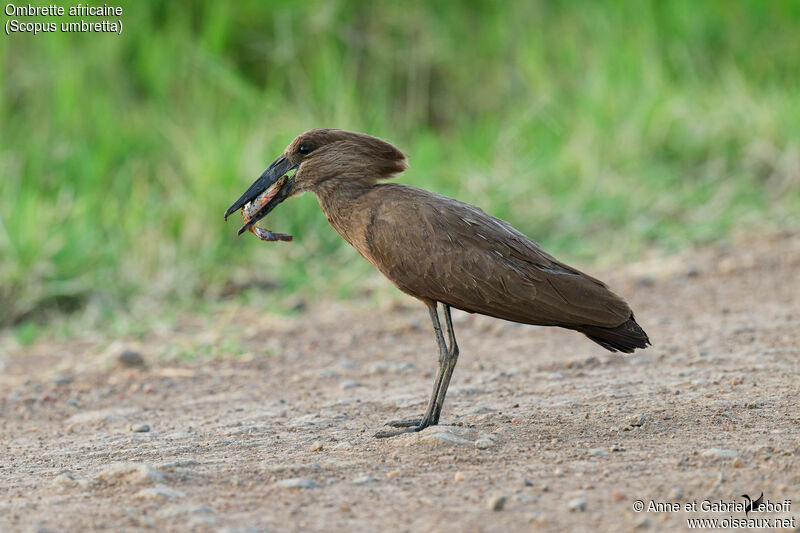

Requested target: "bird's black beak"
[{"left": 223, "top": 155, "right": 297, "bottom": 235}]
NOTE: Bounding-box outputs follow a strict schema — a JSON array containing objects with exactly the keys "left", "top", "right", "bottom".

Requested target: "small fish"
[
  {"left": 250, "top": 225, "right": 293, "bottom": 242},
  {"left": 241, "top": 175, "right": 293, "bottom": 242}
]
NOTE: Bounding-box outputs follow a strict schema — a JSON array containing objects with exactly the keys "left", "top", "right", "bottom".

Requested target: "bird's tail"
[{"left": 571, "top": 314, "right": 650, "bottom": 353}]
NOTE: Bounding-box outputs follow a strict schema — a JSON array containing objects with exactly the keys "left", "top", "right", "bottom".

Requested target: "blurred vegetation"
[{"left": 1, "top": 0, "right": 799, "bottom": 328}]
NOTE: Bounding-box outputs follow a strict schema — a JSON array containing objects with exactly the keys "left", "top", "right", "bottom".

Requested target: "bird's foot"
[
  {"left": 384, "top": 416, "right": 425, "bottom": 428},
  {"left": 374, "top": 424, "right": 428, "bottom": 439},
  {"left": 374, "top": 416, "right": 435, "bottom": 438}
]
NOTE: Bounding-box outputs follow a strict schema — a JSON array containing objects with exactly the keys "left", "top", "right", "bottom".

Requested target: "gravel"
[
  {"left": 588, "top": 448, "right": 609, "bottom": 456},
  {"left": 567, "top": 498, "right": 587, "bottom": 512},
  {"left": 118, "top": 350, "right": 145, "bottom": 367},
  {"left": 487, "top": 495, "right": 507, "bottom": 511},
  {"left": 416, "top": 428, "right": 473, "bottom": 447},
  {"left": 157, "top": 505, "right": 214, "bottom": 518},
  {"left": 369, "top": 360, "right": 417, "bottom": 374},
  {"left": 701, "top": 448, "right": 739, "bottom": 459},
  {"left": 94, "top": 463, "right": 164, "bottom": 486},
  {"left": 273, "top": 477, "right": 318, "bottom": 489},
  {"left": 52, "top": 472, "right": 91, "bottom": 489},
  {"left": 2, "top": 235, "right": 798, "bottom": 532},
  {"left": 134, "top": 485, "right": 186, "bottom": 501},
  {"left": 628, "top": 414, "right": 646, "bottom": 427}
]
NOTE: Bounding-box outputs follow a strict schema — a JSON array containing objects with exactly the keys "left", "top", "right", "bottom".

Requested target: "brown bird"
[{"left": 225, "top": 129, "right": 650, "bottom": 438}]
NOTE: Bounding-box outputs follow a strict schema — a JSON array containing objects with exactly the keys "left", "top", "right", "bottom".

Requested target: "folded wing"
[{"left": 362, "top": 185, "right": 639, "bottom": 336}]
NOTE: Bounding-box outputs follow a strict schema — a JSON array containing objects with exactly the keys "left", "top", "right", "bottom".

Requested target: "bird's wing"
[{"left": 361, "top": 185, "right": 632, "bottom": 328}]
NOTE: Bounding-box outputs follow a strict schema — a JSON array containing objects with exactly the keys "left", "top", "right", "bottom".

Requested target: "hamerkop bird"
[{"left": 225, "top": 129, "right": 650, "bottom": 438}]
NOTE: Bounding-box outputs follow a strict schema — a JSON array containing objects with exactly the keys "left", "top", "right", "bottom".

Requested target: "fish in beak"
[{"left": 224, "top": 155, "right": 297, "bottom": 241}]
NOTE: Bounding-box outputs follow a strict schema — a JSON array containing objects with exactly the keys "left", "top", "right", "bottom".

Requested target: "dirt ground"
[{"left": 1, "top": 233, "right": 799, "bottom": 532}]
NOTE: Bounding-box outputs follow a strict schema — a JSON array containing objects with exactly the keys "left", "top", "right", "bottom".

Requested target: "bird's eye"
[{"left": 298, "top": 144, "right": 312, "bottom": 155}]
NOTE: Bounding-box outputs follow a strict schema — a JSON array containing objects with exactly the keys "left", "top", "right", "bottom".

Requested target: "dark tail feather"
[{"left": 572, "top": 314, "right": 650, "bottom": 353}]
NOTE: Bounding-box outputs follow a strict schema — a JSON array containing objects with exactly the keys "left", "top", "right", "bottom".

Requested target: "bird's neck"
[{"left": 314, "top": 179, "right": 378, "bottom": 244}]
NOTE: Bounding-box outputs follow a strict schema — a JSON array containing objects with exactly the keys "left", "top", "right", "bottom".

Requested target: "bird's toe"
[
  {"left": 385, "top": 416, "right": 425, "bottom": 428},
  {"left": 374, "top": 425, "right": 426, "bottom": 439}
]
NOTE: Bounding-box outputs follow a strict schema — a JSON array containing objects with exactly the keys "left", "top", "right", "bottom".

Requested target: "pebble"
[
  {"left": 158, "top": 459, "right": 201, "bottom": 470},
  {"left": 451, "top": 385, "right": 481, "bottom": 395},
  {"left": 310, "top": 441, "right": 324, "bottom": 452},
  {"left": 157, "top": 504, "right": 214, "bottom": 518},
  {"left": 628, "top": 414, "right": 646, "bottom": 427},
  {"left": 522, "top": 477, "right": 533, "bottom": 487},
  {"left": 273, "top": 476, "right": 317, "bottom": 489},
  {"left": 454, "top": 472, "right": 465, "bottom": 482},
  {"left": 52, "top": 472, "right": 91, "bottom": 489},
  {"left": 487, "top": 495, "right": 507, "bottom": 511},
  {"left": 135, "top": 485, "right": 186, "bottom": 501},
  {"left": 567, "top": 498, "right": 587, "bottom": 512},
  {"left": 94, "top": 463, "right": 164, "bottom": 485},
  {"left": 733, "top": 457, "right": 743, "bottom": 468},
  {"left": 369, "top": 360, "right": 417, "bottom": 374},
  {"left": 475, "top": 438, "right": 494, "bottom": 450},
  {"left": 119, "top": 349, "right": 145, "bottom": 367},
  {"left": 701, "top": 448, "right": 738, "bottom": 459},
  {"left": 352, "top": 475, "right": 374, "bottom": 485},
  {"left": 514, "top": 493, "right": 535, "bottom": 504},
  {"left": 67, "top": 407, "right": 138, "bottom": 425},
  {"left": 668, "top": 487, "right": 683, "bottom": 499},
  {"left": 130, "top": 424, "right": 151, "bottom": 433},
  {"left": 339, "top": 380, "right": 362, "bottom": 390},
  {"left": 528, "top": 512, "right": 545, "bottom": 524},
  {"left": 634, "top": 516, "right": 652, "bottom": 529},
  {"left": 588, "top": 448, "right": 609, "bottom": 456},
  {"left": 418, "top": 429, "right": 471, "bottom": 447}
]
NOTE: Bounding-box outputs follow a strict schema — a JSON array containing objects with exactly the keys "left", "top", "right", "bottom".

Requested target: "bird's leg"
[
  {"left": 431, "top": 304, "right": 459, "bottom": 425},
  {"left": 375, "top": 302, "right": 451, "bottom": 438}
]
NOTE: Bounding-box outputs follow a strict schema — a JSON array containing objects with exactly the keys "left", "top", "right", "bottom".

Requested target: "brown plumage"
[{"left": 225, "top": 129, "right": 650, "bottom": 437}]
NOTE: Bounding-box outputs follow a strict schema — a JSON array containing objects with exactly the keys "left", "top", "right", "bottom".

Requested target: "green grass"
[{"left": 1, "top": 1, "right": 799, "bottom": 328}]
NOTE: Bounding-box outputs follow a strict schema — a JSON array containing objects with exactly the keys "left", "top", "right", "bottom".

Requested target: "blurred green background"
[{"left": 2, "top": 0, "right": 799, "bottom": 330}]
